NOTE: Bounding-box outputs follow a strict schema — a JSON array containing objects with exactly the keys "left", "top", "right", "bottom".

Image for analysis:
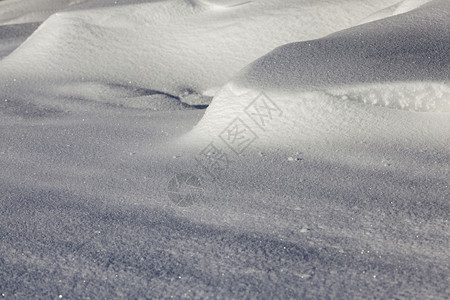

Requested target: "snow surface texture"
[
  {"left": 394, "top": 0, "right": 434, "bottom": 15},
  {"left": 1, "top": 0, "right": 449, "bottom": 299},
  {"left": 360, "top": 0, "right": 435, "bottom": 24},
  {"left": 0, "top": 22, "right": 39, "bottom": 58},
  {"left": 191, "top": 0, "right": 450, "bottom": 142},
  {"left": 0, "top": 0, "right": 92, "bottom": 25},
  {"left": 0, "top": 0, "right": 398, "bottom": 107}
]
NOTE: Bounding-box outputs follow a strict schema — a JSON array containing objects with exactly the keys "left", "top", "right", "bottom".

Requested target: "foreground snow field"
[{"left": 0, "top": 0, "right": 449, "bottom": 298}]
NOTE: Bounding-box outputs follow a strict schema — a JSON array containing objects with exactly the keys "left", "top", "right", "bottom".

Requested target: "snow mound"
[
  {"left": 359, "top": 0, "right": 433, "bottom": 24},
  {"left": 0, "top": 0, "right": 92, "bottom": 25},
  {"left": 0, "top": 22, "right": 40, "bottom": 58},
  {"left": 394, "top": 0, "right": 433, "bottom": 15},
  {"left": 188, "top": 0, "right": 449, "bottom": 145},
  {"left": 0, "top": 0, "right": 398, "bottom": 106}
]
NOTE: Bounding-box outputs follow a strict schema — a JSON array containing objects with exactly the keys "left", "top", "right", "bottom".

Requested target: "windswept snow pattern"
[
  {"left": 0, "top": 0, "right": 92, "bottom": 25},
  {"left": 192, "top": 0, "right": 449, "bottom": 142},
  {"left": 0, "top": 0, "right": 398, "bottom": 108},
  {"left": 394, "top": 0, "right": 434, "bottom": 15},
  {"left": 0, "top": 0, "right": 449, "bottom": 299}
]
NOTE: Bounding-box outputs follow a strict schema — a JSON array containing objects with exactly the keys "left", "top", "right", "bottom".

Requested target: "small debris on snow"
[{"left": 288, "top": 157, "right": 301, "bottom": 161}]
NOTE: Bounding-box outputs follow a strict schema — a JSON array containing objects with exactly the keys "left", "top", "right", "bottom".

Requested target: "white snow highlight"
[
  {"left": 189, "top": 0, "right": 449, "bottom": 145},
  {"left": 0, "top": 0, "right": 92, "bottom": 25},
  {"left": 0, "top": 0, "right": 398, "bottom": 106},
  {"left": 394, "top": 0, "right": 434, "bottom": 15},
  {"left": 0, "top": 0, "right": 449, "bottom": 299}
]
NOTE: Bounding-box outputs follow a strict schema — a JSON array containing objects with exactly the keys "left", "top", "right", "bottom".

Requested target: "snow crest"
[
  {"left": 394, "top": 0, "right": 434, "bottom": 15},
  {"left": 0, "top": 0, "right": 398, "bottom": 107},
  {"left": 188, "top": 0, "right": 449, "bottom": 145}
]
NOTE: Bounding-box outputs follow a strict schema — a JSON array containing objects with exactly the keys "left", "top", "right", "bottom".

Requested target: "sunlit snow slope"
[
  {"left": 189, "top": 0, "right": 449, "bottom": 150},
  {"left": 0, "top": 0, "right": 398, "bottom": 108},
  {"left": 0, "top": 0, "right": 92, "bottom": 25},
  {"left": 1, "top": 0, "right": 449, "bottom": 299}
]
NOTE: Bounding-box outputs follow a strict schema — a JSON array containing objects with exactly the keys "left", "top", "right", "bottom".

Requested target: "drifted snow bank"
[
  {"left": 188, "top": 0, "right": 449, "bottom": 148},
  {"left": 0, "top": 0, "right": 398, "bottom": 108},
  {"left": 394, "top": 0, "right": 434, "bottom": 15},
  {"left": 0, "top": 1, "right": 449, "bottom": 298},
  {"left": 0, "top": 0, "right": 92, "bottom": 25},
  {"left": 360, "top": 0, "right": 435, "bottom": 23}
]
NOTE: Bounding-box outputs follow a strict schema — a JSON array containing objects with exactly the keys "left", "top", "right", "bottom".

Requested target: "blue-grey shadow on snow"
[
  {"left": 238, "top": 0, "right": 449, "bottom": 91},
  {"left": 0, "top": 184, "right": 447, "bottom": 299}
]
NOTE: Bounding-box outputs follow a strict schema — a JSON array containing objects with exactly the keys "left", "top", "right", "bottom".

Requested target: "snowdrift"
[
  {"left": 0, "top": 0, "right": 398, "bottom": 108},
  {"left": 1, "top": 1, "right": 449, "bottom": 298},
  {"left": 0, "top": 0, "right": 92, "bottom": 25},
  {"left": 188, "top": 0, "right": 449, "bottom": 149},
  {"left": 0, "top": 22, "right": 40, "bottom": 59}
]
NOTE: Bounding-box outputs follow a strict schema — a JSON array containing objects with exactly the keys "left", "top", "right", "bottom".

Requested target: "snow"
[
  {"left": 0, "top": 0, "right": 398, "bottom": 106},
  {"left": 394, "top": 0, "right": 434, "bottom": 15},
  {"left": 190, "top": 0, "right": 449, "bottom": 140},
  {"left": 0, "top": 0, "right": 449, "bottom": 298},
  {"left": 0, "top": 0, "right": 92, "bottom": 25},
  {"left": 0, "top": 21, "right": 39, "bottom": 58}
]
